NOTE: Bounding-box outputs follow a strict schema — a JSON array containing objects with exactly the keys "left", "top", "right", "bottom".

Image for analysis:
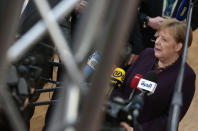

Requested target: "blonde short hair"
[{"left": 158, "top": 18, "right": 193, "bottom": 54}]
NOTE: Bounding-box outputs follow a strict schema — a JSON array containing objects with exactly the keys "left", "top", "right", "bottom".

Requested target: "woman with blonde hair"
[{"left": 114, "top": 18, "right": 195, "bottom": 131}]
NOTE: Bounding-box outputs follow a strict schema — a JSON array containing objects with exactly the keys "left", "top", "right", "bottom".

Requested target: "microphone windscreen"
[
  {"left": 110, "top": 68, "right": 125, "bottom": 88},
  {"left": 130, "top": 74, "right": 143, "bottom": 90},
  {"left": 176, "top": 0, "right": 189, "bottom": 21},
  {"left": 144, "top": 71, "right": 158, "bottom": 83},
  {"left": 83, "top": 51, "right": 100, "bottom": 80}
]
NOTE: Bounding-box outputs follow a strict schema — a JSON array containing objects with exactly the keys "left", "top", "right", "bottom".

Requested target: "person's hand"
[
  {"left": 120, "top": 122, "right": 134, "bottom": 131},
  {"left": 112, "top": 65, "right": 118, "bottom": 71},
  {"left": 127, "top": 54, "right": 139, "bottom": 65},
  {"left": 75, "top": 0, "right": 88, "bottom": 14},
  {"left": 147, "top": 16, "right": 164, "bottom": 30}
]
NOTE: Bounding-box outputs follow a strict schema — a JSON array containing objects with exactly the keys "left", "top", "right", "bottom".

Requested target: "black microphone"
[
  {"left": 34, "top": 87, "right": 62, "bottom": 94},
  {"left": 29, "top": 100, "right": 57, "bottom": 106},
  {"left": 137, "top": 71, "right": 158, "bottom": 95}
]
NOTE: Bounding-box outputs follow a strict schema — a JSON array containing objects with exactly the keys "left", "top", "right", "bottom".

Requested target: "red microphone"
[{"left": 128, "top": 74, "right": 143, "bottom": 101}]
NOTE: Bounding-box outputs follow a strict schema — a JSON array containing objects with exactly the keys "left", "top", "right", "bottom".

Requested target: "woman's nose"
[{"left": 155, "top": 37, "right": 160, "bottom": 45}]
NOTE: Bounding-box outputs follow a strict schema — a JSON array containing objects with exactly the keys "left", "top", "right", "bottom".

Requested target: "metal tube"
[
  {"left": 7, "top": 0, "right": 80, "bottom": 63},
  {"left": 33, "top": 1, "right": 83, "bottom": 131},
  {"left": 77, "top": 0, "right": 139, "bottom": 131},
  {"left": 0, "top": 0, "right": 27, "bottom": 131},
  {"left": 34, "top": 0, "right": 84, "bottom": 87},
  {"left": 35, "top": 87, "right": 61, "bottom": 93},
  {"left": 73, "top": 0, "right": 109, "bottom": 64},
  {"left": 167, "top": 1, "right": 194, "bottom": 131},
  {"left": 46, "top": 82, "right": 80, "bottom": 131}
]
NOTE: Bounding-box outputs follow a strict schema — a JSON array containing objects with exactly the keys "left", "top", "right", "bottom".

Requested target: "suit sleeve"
[
  {"left": 191, "top": 0, "right": 198, "bottom": 30},
  {"left": 128, "top": 14, "right": 144, "bottom": 55}
]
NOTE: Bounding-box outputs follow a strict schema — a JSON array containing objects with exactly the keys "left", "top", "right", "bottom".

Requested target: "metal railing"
[{"left": 0, "top": 0, "right": 138, "bottom": 131}]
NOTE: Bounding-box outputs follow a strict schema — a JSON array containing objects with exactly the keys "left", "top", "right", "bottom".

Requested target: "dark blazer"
[
  {"left": 140, "top": 0, "right": 198, "bottom": 28},
  {"left": 113, "top": 48, "right": 196, "bottom": 131},
  {"left": 136, "top": 0, "right": 198, "bottom": 52}
]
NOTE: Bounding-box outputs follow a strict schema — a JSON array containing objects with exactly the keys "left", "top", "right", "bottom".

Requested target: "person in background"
[
  {"left": 113, "top": 18, "right": 196, "bottom": 131},
  {"left": 41, "top": 1, "right": 88, "bottom": 130},
  {"left": 17, "top": 0, "right": 70, "bottom": 129},
  {"left": 127, "top": 0, "right": 198, "bottom": 65}
]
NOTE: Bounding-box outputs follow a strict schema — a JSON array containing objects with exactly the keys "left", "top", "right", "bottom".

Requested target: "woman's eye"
[{"left": 162, "top": 38, "right": 167, "bottom": 42}]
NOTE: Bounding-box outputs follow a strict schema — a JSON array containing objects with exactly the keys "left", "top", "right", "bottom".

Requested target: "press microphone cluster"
[
  {"left": 110, "top": 71, "right": 157, "bottom": 130},
  {"left": 125, "top": 71, "right": 158, "bottom": 121},
  {"left": 103, "top": 71, "right": 158, "bottom": 130}
]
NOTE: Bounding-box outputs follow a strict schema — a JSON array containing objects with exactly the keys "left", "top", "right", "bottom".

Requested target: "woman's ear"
[{"left": 175, "top": 42, "right": 183, "bottom": 52}]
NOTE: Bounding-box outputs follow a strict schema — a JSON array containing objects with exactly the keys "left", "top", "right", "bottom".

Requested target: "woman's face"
[{"left": 154, "top": 28, "right": 182, "bottom": 60}]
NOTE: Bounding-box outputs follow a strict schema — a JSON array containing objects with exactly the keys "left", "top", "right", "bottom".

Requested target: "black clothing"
[
  {"left": 14, "top": 0, "right": 72, "bottom": 129},
  {"left": 129, "top": 16, "right": 144, "bottom": 55},
  {"left": 113, "top": 48, "right": 196, "bottom": 131},
  {"left": 131, "top": 0, "right": 198, "bottom": 54}
]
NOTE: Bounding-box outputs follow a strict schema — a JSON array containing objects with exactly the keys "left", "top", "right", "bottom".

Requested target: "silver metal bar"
[
  {"left": 167, "top": 1, "right": 194, "bottom": 131},
  {"left": 34, "top": 1, "right": 82, "bottom": 130},
  {"left": 0, "top": 0, "right": 27, "bottom": 131},
  {"left": 77, "top": 0, "right": 139, "bottom": 131},
  {"left": 64, "top": 85, "right": 80, "bottom": 125},
  {"left": 34, "top": 0, "right": 84, "bottom": 87},
  {"left": 46, "top": 80, "right": 80, "bottom": 131},
  {"left": 73, "top": 0, "right": 109, "bottom": 64},
  {"left": 0, "top": 0, "right": 139, "bottom": 131},
  {"left": 7, "top": 0, "right": 80, "bottom": 63},
  {"left": 48, "top": 83, "right": 80, "bottom": 131}
]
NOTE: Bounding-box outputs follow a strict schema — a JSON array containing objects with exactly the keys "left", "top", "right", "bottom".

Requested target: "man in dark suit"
[{"left": 127, "top": 0, "right": 198, "bottom": 65}]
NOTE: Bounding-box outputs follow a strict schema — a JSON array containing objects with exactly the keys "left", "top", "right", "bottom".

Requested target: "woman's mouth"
[{"left": 155, "top": 47, "right": 161, "bottom": 52}]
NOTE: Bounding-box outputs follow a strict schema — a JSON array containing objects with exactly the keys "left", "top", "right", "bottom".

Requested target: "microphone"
[
  {"left": 83, "top": 51, "right": 100, "bottom": 81},
  {"left": 132, "top": 71, "right": 158, "bottom": 118},
  {"left": 108, "top": 67, "right": 125, "bottom": 97},
  {"left": 137, "top": 71, "right": 158, "bottom": 95},
  {"left": 176, "top": 0, "right": 189, "bottom": 21},
  {"left": 34, "top": 87, "right": 62, "bottom": 94},
  {"left": 123, "top": 71, "right": 158, "bottom": 121},
  {"left": 29, "top": 100, "right": 57, "bottom": 106},
  {"left": 110, "top": 67, "right": 125, "bottom": 88},
  {"left": 128, "top": 74, "right": 143, "bottom": 101}
]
